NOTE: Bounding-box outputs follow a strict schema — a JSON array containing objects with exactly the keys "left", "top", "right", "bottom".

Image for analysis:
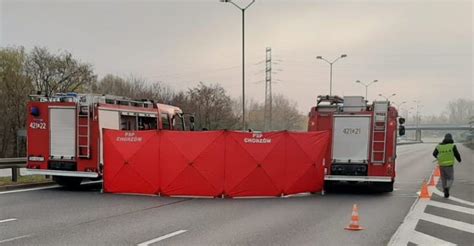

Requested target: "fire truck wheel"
[
  {"left": 324, "top": 181, "right": 335, "bottom": 193},
  {"left": 53, "top": 176, "right": 83, "bottom": 188}
]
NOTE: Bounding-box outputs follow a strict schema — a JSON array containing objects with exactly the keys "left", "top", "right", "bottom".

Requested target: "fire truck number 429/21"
[
  {"left": 26, "top": 93, "right": 194, "bottom": 187},
  {"left": 308, "top": 95, "right": 405, "bottom": 192}
]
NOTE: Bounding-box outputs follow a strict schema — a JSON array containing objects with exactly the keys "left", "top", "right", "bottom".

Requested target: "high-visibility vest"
[{"left": 436, "top": 143, "right": 455, "bottom": 166}]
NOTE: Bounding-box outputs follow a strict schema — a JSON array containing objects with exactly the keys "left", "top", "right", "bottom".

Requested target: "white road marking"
[
  {"left": 137, "top": 230, "right": 187, "bottom": 246},
  {"left": 0, "top": 218, "right": 17, "bottom": 224},
  {"left": 0, "top": 185, "right": 60, "bottom": 195},
  {"left": 409, "top": 230, "right": 456, "bottom": 246},
  {"left": 0, "top": 235, "right": 31, "bottom": 244},
  {"left": 389, "top": 184, "right": 473, "bottom": 245},
  {"left": 431, "top": 188, "right": 474, "bottom": 207},
  {"left": 388, "top": 198, "right": 428, "bottom": 246},
  {"left": 282, "top": 192, "right": 312, "bottom": 198},
  {"left": 421, "top": 213, "right": 474, "bottom": 233},
  {"left": 428, "top": 200, "right": 474, "bottom": 215}
]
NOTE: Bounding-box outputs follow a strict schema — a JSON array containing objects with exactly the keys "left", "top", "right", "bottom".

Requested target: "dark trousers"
[{"left": 440, "top": 165, "right": 454, "bottom": 190}]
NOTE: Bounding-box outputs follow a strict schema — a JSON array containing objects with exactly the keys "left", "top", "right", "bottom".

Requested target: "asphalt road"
[{"left": 0, "top": 143, "right": 471, "bottom": 245}]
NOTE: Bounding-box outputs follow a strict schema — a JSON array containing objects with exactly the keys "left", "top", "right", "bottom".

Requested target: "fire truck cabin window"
[
  {"left": 161, "top": 113, "right": 171, "bottom": 130},
  {"left": 105, "top": 99, "right": 115, "bottom": 104},
  {"left": 173, "top": 114, "right": 185, "bottom": 131},
  {"left": 138, "top": 116, "right": 157, "bottom": 130},
  {"left": 120, "top": 115, "right": 137, "bottom": 130}
]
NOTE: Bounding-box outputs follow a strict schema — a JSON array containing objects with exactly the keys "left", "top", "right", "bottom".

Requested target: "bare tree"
[
  {"left": 174, "top": 82, "right": 238, "bottom": 130},
  {"left": 445, "top": 98, "right": 474, "bottom": 124},
  {"left": 246, "top": 94, "right": 307, "bottom": 131},
  {"left": 94, "top": 74, "right": 132, "bottom": 96},
  {"left": 246, "top": 99, "right": 265, "bottom": 131},
  {"left": 25, "top": 47, "right": 96, "bottom": 96},
  {"left": 94, "top": 74, "right": 175, "bottom": 103}
]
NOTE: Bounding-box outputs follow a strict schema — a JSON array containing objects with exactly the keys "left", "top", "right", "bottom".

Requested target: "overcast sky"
[{"left": 1, "top": 0, "right": 472, "bottom": 116}]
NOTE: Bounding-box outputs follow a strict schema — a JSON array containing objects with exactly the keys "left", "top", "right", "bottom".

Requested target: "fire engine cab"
[
  {"left": 26, "top": 93, "right": 193, "bottom": 187},
  {"left": 308, "top": 95, "right": 404, "bottom": 192}
]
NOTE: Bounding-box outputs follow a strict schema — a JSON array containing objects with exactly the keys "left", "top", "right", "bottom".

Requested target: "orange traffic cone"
[
  {"left": 345, "top": 204, "right": 364, "bottom": 231},
  {"left": 434, "top": 166, "right": 441, "bottom": 177},
  {"left": 419, "top": 181, "right": 431, "bottom": 199},
  {"left": 428, "top": 175, "right": 436, "bottom": 186}
]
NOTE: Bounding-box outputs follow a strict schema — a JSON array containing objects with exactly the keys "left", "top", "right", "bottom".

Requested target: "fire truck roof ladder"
[
  {"left": 317, "top": 95, "right": 344, "bottom": 105},
  {"left": 77, "top": 98, "right": 91, "bottom": 158},
  {"left": 99, "top": 95, "right": 154, "bottom": 108},
  {"left": 371, "top": 101, "right": 389, "bottom": 164}
]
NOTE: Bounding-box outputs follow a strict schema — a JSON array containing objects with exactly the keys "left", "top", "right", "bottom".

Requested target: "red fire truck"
[
  {"left": 26, "top": 93, "right": 193, "bottom": 187},
  {"left": 308, "top": 95, "right": 405, "bottom": 192}
]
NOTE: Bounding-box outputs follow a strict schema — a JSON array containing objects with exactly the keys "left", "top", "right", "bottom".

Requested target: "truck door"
[
  {"left": 49, "top": 107, "right": 76, "bottom": 159},
  {"left": 332, "top": 115, "right": 371, "bottom": 163}
]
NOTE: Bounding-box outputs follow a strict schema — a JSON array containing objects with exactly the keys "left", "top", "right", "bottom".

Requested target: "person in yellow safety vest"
[{"left": 432, "top": 133, "right": 462, "bottom": 198}]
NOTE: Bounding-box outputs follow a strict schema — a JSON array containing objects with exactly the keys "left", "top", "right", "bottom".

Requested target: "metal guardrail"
[
  {"left": 0, "top": 157, "right": 27, "bottom": 182},
  {"left": 404, "top": 124, "right": 472, "bottom": 131}
]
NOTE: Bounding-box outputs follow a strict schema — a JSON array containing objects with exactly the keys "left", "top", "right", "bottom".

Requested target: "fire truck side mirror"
[
  {"left": 398, "top": 117, "right": 405, "bottom": 125},
  {"left": 399, "top": 125, "right": 406, "bottom": 136}
]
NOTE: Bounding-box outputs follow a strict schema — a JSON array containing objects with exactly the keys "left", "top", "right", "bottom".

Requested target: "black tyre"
[
  {"left": 53, "top": 176, "right": 82, "bottom": 188},
  {"left": 324, "top": 180, "right": 335, "bottom": 193}
]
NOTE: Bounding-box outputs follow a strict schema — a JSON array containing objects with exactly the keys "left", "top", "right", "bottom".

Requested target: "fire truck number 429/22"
[
  {"left": 29, "top": 121, "right": 47, "bottom": 130},
  {"left": 26, "top": 93, "right": 194, "bottom": 187}
]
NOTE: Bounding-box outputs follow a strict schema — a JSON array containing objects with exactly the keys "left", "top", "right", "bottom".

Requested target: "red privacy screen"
[{"left": 103, "top": 130, "right": 329, "bottom": 197}]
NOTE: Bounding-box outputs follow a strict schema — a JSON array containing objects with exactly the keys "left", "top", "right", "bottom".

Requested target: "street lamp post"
[
  {"left": 413, "top": 100, "right": 422, "bottom": 130},
  {"left": 221, "top": 0, "right": 256, "bottom": 130},
  {"left": 392, "top": 101, "right": 407, "bottom": 110},
  {"left": 316, "top": 54, "right": 347, "bottom": 96},
  {"left": 407, "top": 107, "right": 414, "bottom": 121},
  {"left": 355, "top": 80, "right": 378, "bottom": 100},
  {"left": 378, "top": 93, "right": 396, "bottom": 101}
]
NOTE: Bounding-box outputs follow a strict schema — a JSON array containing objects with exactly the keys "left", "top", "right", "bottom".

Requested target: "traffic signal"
[{"left": 398, "top": 117, "right": 406, "bottom": 136}]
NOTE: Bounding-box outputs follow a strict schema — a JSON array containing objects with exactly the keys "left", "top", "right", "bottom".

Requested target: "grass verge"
[{"left": 0, "top": 175, "right": 52, "bottom": 186}]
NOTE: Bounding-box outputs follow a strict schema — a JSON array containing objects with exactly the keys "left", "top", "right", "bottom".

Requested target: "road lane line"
[
  {"left": 409, "top": 230, "right": 455, "bottom": 246},
  {"left": 421, "top": 213, "right": 474, "bottom": 233},
  {"left": 432, "top": 188, "right": 474, "bottom": 207},
  {"left": 0, "top": 185, "right": 60, "bottom": 195},
  {"left": 0, "top": 235, "right": 31, "bottom": 244},
  {"left": 388, "top": 199, "right": 428, "bottom": 246},
  {"left": 0, "top": 218, "right": 17, "bottom": 224},
  {"left": 137, "top": 230, "right": 187, "bottom": 246},
  {"left": 428, "top": 200, "right": 474, "bottom": 214},
  {"left": 391, "top": 172, "right": 474, "bottom": 246}
]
